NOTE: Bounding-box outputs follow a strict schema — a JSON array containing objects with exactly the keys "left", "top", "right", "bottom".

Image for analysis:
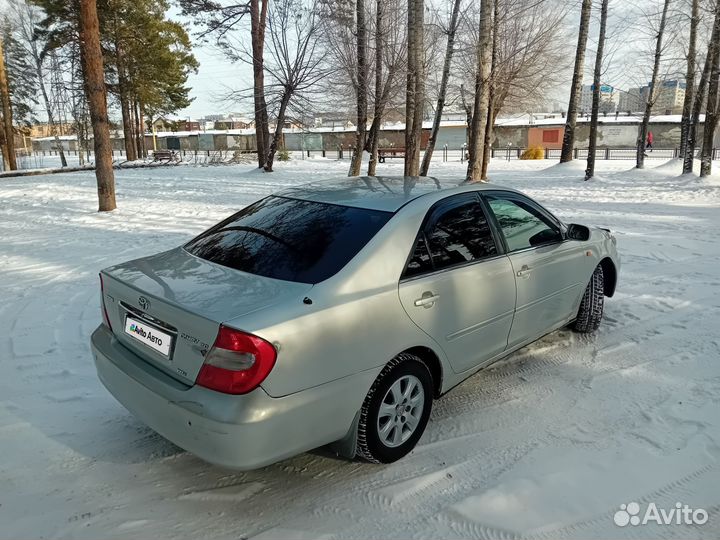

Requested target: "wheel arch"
[
  {"left": 401, "top": 346, "right": 443, "bottom": 398},
  {"left": 599, "top": 257, "right": 617, "bottom": 297}
]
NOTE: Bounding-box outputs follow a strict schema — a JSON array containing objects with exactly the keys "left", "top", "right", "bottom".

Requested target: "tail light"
[
  {"left": 196, "top": 325, "right": 277, "bottom": 395},
  {"left": 99, "top": 273, "right": 112, "bottom": 330}
]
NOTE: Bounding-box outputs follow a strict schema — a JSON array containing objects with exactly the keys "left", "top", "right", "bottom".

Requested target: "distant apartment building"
[
  {"left": 618, "top": 87, "right": 642, "bottom": 113},
  {"left": 579, "top": 84, "right": 619, "bottom": 114},
  {"left": 639, "top": 79, "right": 686, "bottom": 114}
]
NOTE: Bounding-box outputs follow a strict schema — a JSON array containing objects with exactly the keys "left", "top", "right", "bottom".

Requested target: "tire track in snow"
[{"left": 432, "top": 462, "right": 719, "bottom": 540}]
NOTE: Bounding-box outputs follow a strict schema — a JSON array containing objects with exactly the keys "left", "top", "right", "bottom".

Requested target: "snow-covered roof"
[
  {"left": 494, "top": 113, "right": 704, "bottom": 126},
  {"left": 32, "top": 113, "right": 705, "bottom": 142}
]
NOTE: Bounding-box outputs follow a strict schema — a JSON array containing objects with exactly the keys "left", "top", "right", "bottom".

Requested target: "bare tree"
[
  {"left": 684, "top": 18, "right": 716, "bottom": 174},
  {"left": 480, "top": 0, "right": 499, "bottom": 180},
  {"left": 9, "top": 0, "right": 68, "bottom": 167},
  {"left": 465, "top": 0, "right": 493, "bottom": 182},
  {"left": 0, "top": 37, "right": 17, "bottom": 171},
  {"left": 250, "top": 0, "right": 270, "bottom": 168},
  {"left": 560, "top": 0, "right": 592, "bottom": 163},
  {"left": 177, "top": 0, "right": 270, "bottom": 169},
  {"left": 366, "top": 0, "right": 406, "bottom": 175},
  {"left": 636, "top": 0, "right": 671, "bottom": 170},
  {"left": 263, "top": 0, "right": 326, "bottom": 171},
  {"left": 404, "top": 0, "right": 424, "bottom": 176},
  {"left": 367, "top": 0, "right": 385, "bottom": 176},
  {"left": 586, "top": 0, "right": 610, "bottom": 181},
  {"left": 349, "top": 0, "right": 368, "bottom": 176},
  {"left": 700, "top": 0, "right": 720, "bottom": 177},
  {"left": 419, "top": 0, "right": 462, "bottom": 176},
  {"left": 79, "top": 0, "right": 116, "bottom": 211},
  {"left": 679, "top": 0, "right": 699, "bottom": 160},
  {"left": 451, "top": 0, "right": 567, "bottom": 178}
]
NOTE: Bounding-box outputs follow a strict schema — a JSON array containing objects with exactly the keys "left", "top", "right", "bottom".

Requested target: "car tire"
[
  {"left": 355, "top": 353, "right": 433, "bottom": 464},
  {"left": 573, "top": 264, "right": 604, "bottom": 333}
]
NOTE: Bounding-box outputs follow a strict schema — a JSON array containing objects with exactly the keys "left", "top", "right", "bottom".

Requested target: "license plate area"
[{"left": 124, "top": 315, "right": 174, "bottom": 357}]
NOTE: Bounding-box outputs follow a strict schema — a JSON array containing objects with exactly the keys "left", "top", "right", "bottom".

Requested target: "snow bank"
[{"left": 1, "top": 157, "right": 719, "bottom": 539}]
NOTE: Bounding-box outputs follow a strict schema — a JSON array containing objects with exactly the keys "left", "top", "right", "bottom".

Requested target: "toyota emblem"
[{"left": 138, "top": 296, "right": 150, "bottom": 311}]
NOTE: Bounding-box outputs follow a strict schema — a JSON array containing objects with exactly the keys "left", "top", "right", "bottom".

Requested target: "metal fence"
[
  {"left": 6, "top": 146, "right": 720, "bottom": 172},
  {"left": 490, "top": 147, "right": 716, "bottom": 161}
]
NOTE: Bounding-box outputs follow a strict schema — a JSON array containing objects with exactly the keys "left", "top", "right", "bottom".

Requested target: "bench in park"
[
  {"left": 378, "top": 147, "right": 405, "bottom": 163},
  {"left": 152, "top": 149, "right": 180, "bottom": 163}
]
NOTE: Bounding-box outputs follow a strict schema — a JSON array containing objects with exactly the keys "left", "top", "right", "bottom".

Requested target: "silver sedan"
[{"left": 92, "top": 176, "right": 619, "bottom": 469}]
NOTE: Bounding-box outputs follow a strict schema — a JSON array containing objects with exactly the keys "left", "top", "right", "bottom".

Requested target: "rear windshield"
[{"left": 185, "top": 196, "right": 392, "bottom": 284}]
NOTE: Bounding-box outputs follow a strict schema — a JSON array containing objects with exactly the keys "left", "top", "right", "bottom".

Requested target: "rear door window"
[
  {"left": 403, "top": 194, "right": 498, "bottom": 278},
  {"left": 185, "top": 196, "right": 392, "bottom": 284}
]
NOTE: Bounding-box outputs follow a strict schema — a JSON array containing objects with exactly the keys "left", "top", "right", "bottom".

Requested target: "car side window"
[
  {"left": 485, "top": 194, "right": 562, "bottom": 252},
  {"left": 403, "top": 196, "right": 497, "bottom": 278},
  {"left": 403, "top": 235, "right": 433, "bottom": 278}
]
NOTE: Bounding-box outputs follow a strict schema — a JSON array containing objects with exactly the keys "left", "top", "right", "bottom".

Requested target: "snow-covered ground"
[{"left": 1, "top": 157, "right": 719, "bottom": 539}]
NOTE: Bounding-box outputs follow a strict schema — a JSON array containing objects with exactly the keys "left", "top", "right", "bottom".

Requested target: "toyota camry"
[{"left": 92, "top": 176, "right": 619, "bottom": 469}]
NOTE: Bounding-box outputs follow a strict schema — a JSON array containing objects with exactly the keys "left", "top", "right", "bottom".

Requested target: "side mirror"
[
  {"left": 529, "top": 228, "right": 563, "bottom": 246},
  {"left": 566, "top": 223, "right": 590, "bottom": 241}
]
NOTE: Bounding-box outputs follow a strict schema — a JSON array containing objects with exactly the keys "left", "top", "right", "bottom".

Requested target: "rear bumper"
[{"left": 91, "top": 325, "right": 377, "bottom": 470}]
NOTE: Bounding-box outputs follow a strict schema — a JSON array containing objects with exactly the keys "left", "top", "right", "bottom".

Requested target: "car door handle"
[
  {"left": 516, "top": 265, "right": 532, "bottom": 278},
  {"left": 414, "top": 292, "right": 440, "bottom": 308}
]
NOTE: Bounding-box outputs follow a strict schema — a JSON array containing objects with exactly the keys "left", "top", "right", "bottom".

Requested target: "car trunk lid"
[{"left": 101, "top": 247, "right": 311, "bottom": 385}]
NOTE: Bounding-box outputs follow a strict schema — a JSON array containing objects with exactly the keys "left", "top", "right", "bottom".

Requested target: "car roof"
[{"left": 275, "top": 176, "right": 510, "bottom": 212}]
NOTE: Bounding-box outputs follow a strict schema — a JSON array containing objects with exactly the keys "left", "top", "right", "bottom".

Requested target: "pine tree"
[
  {"left": 79, "top": 0, "right": 116, "bottom": 211},
  {"left": 0, "top": 17, "right": 38, "bottom": 169},
  {"left": 104, "top": 0, "right": 197, "bottom": 160}
]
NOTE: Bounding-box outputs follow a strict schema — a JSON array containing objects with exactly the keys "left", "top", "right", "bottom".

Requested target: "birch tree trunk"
[
  {"left": 134, "top": 99, "right": 143, "bottom": 159},
  {"left": 0, "top": 37, "right": 17, "bottom": 171},
  {"left": 636, "top": 0, "right": 671, "bottom": 170},
  {"left": 420, "top": 0, "right": 462, "bottom": 176},
  {"left": 31, "top": 45, "right": 68, "bottom": 167},
  {"left": 700, "top": 1, "right": 720, "bottom": 177},
  {"left": 560, "top": 0, "right": 591, "bottom": 163},
  {"left": 465, "top": 0, "right": 493, "bottom": 182},
  {"left": 684, "top": 28, "right": 715, "bottom": 174},
  {"left": 404, "top": 0, "right": 424, "bottom": 176},
  {"left": 79, "top": 0, "right": 116, "bottom": 211},
  {"left": 349, "top": 0, "right": 368, "bottom": 176},
  {"left": 585, "top": 0, "right": 609, "bottom": 181},
  {"left": 367, "top": 0, "right": 385, "bottom": 177},
  {"left": 264, "top": 89, "right": 292, "bottom": 173},
  {"left": 480, "top": 0, "right": 500, "bottom": 181},
  {"left": 679, "top": 0, "right": 699, "bottom": 159}
]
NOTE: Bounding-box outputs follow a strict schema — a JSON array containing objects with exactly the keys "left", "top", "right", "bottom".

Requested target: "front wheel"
[
  {"left": 355, "top": 354, "right": 433, "bottom": 464},
  {"left": 572, "top": 264, "right": 605, "bottom": 333}
]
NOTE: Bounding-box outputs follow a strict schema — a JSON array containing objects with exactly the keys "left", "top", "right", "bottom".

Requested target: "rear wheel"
[
  {"left": 356, "top": 354, "right": 433, "bottom": 464},
  {"left": 573, "top": 264, "right": 604, "bottom": 333}
]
